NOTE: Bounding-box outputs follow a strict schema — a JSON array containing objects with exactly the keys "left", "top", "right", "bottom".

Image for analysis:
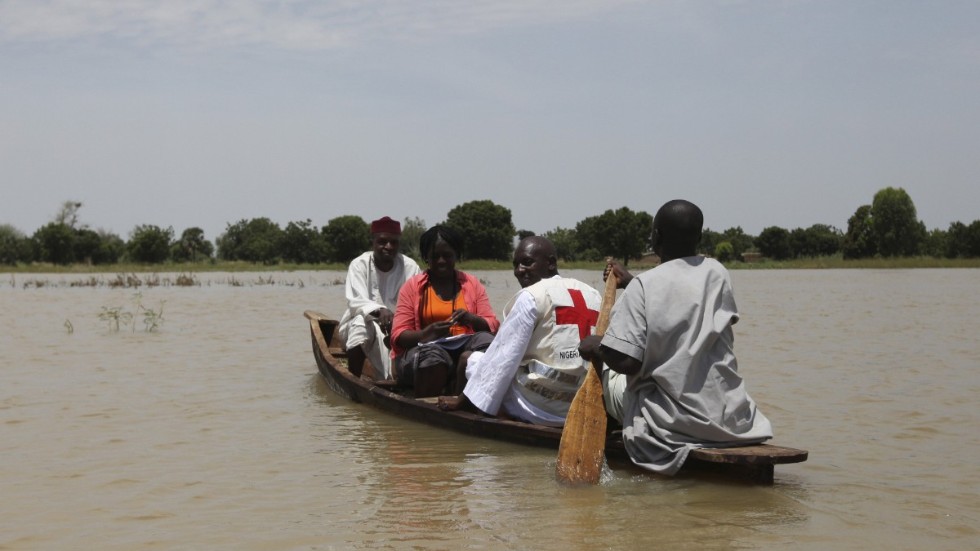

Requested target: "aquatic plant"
[
  {"left": 98, "top": 305, "right": 133, "bottom": 332},
  {"left": 174, "top": 273, "right": 198, "bottom": 286},
  {"left": 132, "top": 292, "right": 165, "bottom": 332},
  {"left": 96, "top": 292, "right": 165, "bottom": 332},
  {"left": 22, "top": 278, "right": 47, "bottom": 289},
  {"left": 70, "top": 276, "right": 100, "bottom": 287},
  {"left": 108, "top": 273, "right": 141, "bottom": 288}
]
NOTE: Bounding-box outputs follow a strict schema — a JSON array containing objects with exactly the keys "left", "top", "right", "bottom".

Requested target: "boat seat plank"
[{"left": 689, "top": 444, "right": 808, "bottom": 465}]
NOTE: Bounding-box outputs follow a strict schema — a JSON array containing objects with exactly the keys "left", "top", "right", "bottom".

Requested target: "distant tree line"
[
  {"left": 755, "top": 187, "right": 980, "bottom": 260},
  {"left": 2, "top": 189, "right": 978, "bottom": 267}
]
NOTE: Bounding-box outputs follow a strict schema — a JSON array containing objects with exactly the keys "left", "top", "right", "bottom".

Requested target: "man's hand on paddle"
[
  {"left": 603, "top": 260, "right": 633, "bottom": 289},
  {"left": 579, "top": 335, "right": 604, "bottom": 375},
  {"left": 578, "top": 335, "right": 601, "bottom": 362}
]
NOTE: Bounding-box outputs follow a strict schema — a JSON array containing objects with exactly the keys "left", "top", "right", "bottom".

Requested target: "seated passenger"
[
  {"left": 338, "top": 216, "right": 420, "bottom": 379},
  {"left": 579, "top": 199, "right": 773, "bottom": 475},
  {"left": 438, "top": 236, "right": 602, "bottom": 427},
  {"left": 390, "top": 225, "right": 500, "bottom": 398}
]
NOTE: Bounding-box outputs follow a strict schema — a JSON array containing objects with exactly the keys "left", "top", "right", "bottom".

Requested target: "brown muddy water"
[{"left": 1, "top": 269, "right": 977, "bottom": 550}]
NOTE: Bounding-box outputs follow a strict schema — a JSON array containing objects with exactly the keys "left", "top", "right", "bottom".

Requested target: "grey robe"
[{"left": 601, "top": 256, "right": 773, "bottom": 475}]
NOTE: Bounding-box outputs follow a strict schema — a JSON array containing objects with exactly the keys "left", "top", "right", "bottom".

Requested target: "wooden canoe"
[{"left": 304, "top": 310, "right": 807, "bottom": 484}]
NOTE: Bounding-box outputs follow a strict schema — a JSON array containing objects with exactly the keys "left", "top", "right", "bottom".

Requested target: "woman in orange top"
[{"left": 391, "top": 225, "right": 500, "bottom": 397}]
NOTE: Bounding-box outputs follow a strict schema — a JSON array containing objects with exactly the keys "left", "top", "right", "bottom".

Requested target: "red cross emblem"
[{"left": 555, "top": 289, "right": 598, "bottom": 339}]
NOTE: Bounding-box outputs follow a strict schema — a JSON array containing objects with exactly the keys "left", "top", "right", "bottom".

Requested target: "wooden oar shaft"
[
  {"left": 593, "top": 268, "right": 617, "bottom": 336},
  {"left": 555, "top": 264, "right": 618, "bottom": 485}
]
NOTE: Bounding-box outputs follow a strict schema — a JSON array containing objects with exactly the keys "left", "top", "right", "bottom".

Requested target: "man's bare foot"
[
  {"left": 437, "top": 395, "right": 464, "bottom": 411},
  {"left": 437, "top": 394, "right": 482, "bottom": 414}
]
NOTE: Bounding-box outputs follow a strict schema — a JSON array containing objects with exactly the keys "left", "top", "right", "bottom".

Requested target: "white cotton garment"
[
  {"left": 464, "top": 275, "right": 601, "bottom": 426},
  {"left": 338, "top": 251, "right": 420, "bottom": 379}
]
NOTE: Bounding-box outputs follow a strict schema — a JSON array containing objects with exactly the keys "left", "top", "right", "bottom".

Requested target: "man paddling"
[
  {"left": 438, "top": 236, "right": 602, "bottom": 426},
  {"left": 338, "top": 216, "right": 421, "bottom": 379},
  {"left": 579, "top": 199, "right": 773, "bottom": 475}
]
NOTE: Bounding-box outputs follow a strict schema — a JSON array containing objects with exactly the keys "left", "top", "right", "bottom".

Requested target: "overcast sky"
[{"left": 2, "top": 0, "right": 978, "bottom": 242}]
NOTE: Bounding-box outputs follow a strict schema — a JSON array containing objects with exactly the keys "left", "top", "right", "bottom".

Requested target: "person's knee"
[
  {"left": 346, "top": 318, "right": 378, "bottom": 349},
  {"left": 414, "top": 361, "right": 450, "bottom": 398},
  {"left": 601, "top": 368, "right": 626, "bottom": 424},
  {"left": 467, "top": 331, "right": 494, "bottom": 352}
]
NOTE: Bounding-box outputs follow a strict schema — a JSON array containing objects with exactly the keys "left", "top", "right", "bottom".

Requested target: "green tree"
[
  {"left": 171, "top": 227, "right": 215, "bottom": 263},
  {"left": 699, "top": 228, "right": 723, "bottom": 257},
  {"left": 944, "top": 220, "right": 980, "bottom": 258},
  {"left": 924, "top": 227, "right": 948, "bottom": 258},
  {"left": 54, "top": 200, "right": 84, "bottom": 229},
  {"left": 812, "top": 224, "right": 842, "bottom": 256},
  {"left": 0, "top": 224, "right": 32, "bottom": 265},
  {"left": 945, "top": 222, "right": 967, "bottom": 258},
  {"left": 721, "top": 227, "right": 754, "bottom": 261},
  {"left": 966, "top": 221, "right": 980, "bottom": 257},
  {"left": 128, "top": 225, "right": 174, "bottom": 263},
  {"left": 574, "top": 207, "right": 653, "bottom": 266},
  {"left": 571, "top": 216, "right": 604, "bottom": 261},
  {"left": 444, "top": 200, "right": 516, "bottom": 260},
  {"left": 73, "top": 228, "right": 101, "bottom": 264},
  {"left": 94, "top": 229, "right": 125, "bottom": 264},
  {"left": 756, "top": 226, "right": 792, "bottom": 260},
  {"left": 842, "top": 205, "right": 876, "bottom": 259},
  {"left": 400, "top": 216, "right": 426, "bottom": 261},
  {"left": 871, "top": 187, "right": 925, "bottom": 257},
  {"left": 543, "top": 227, "right": 579, "bottom": 261},
  {"left": 32, "top": 222, "right": 76, "bottom": 264},
  {"left": 790, "top": 224, "right": 842, "bottom": 257},
  {"left": 280, "top": 220, "right": 328, "bottom": 264},
  {"left": 217, "top": 218, "right": 284, "bottom": 263},
  {"left": 714, "top": 241, "right": 735, "bottom": 262},
  {"left": 322, "top": 215, "right": 370, "bottom": 263}
]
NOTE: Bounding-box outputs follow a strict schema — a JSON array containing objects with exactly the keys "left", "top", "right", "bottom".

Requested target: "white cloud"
[{"left": 0, "top": 0, "right": 642, "bottom": 50}]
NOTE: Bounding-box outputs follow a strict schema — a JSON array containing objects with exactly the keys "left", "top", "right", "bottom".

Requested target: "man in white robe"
[
  {"left": 580, "top": 200, "right": 773, "bottom": 475},
  {"left": 339, "top": 216, "right": 420, "bottom": 379},
  {"left": 438, "top": 237, "right": 602, "bottom": 426}
]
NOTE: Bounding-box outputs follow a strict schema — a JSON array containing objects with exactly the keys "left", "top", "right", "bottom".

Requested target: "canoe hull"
[
  {"left": 306, "top": 310, "right": 568, "bottom": 448},
  {"left": 304, "top": 310, "right": 807, "bottom": 483}
]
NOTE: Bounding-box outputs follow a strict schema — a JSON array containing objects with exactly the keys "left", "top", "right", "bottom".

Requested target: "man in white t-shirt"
[{"left": 338, "top": 216, "right": 420, "bottom": 379}]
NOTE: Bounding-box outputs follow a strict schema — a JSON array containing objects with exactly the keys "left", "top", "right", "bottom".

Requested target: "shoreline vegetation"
[{"left": 3, "top": 255, "right": 979, "bottom": 276}]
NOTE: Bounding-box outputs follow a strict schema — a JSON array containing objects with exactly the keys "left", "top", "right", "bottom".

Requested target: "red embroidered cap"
[{"left": 370, "top": 216, "right": 401, "bottom": 235}]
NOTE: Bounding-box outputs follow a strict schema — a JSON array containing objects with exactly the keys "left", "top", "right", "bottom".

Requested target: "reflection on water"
[{"left": 1, "top": 269, "right": 978, "bottom": 549}]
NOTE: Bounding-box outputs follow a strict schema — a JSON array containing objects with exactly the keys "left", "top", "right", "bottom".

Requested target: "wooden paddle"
[{"left": 555, "top": 262, "right": 618, "bottom": 484}]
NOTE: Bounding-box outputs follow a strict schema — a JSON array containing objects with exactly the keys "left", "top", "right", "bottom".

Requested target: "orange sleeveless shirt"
[{"left": 422, "top": 286, "right": 470, "bottom": 336}]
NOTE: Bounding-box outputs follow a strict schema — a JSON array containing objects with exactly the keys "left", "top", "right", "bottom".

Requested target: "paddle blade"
[
  {"left": 555, "top": 366, "right": 607, "bottom": 484},
  {"left": 555, "top": 266, "right": 618, "bottom": 485}
]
